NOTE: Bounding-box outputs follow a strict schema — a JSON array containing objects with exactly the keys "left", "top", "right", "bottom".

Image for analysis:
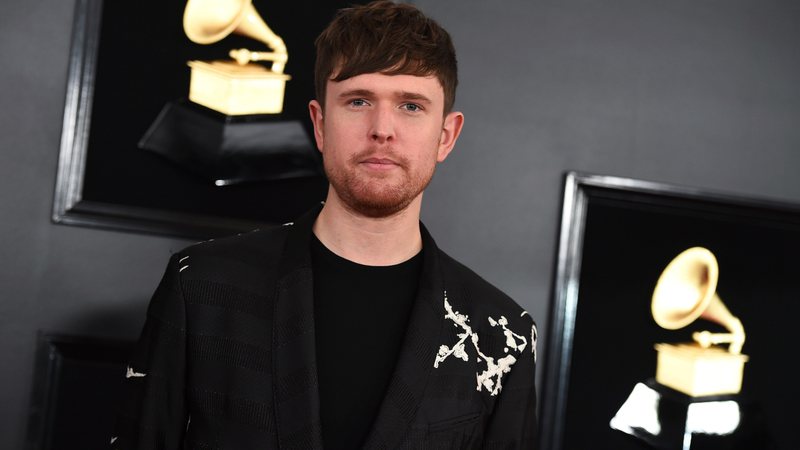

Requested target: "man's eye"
[
  {"left": 402, "top": 103, "right": 422, "bottom": 112},
  {"left": 350, "top": 99, "right": 369, "bottom": 107}
]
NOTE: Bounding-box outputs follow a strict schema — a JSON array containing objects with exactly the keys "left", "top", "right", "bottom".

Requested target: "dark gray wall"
[
  {"left": 1, "top": 2, "right": 193, "bottom": 445},
  {"left": 2, "top": 0, "right": 799, "bottom": 447}
]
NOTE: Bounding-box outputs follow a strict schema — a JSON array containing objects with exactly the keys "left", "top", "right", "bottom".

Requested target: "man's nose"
[{"left": 369, "top": 106, "right": 395, "bottom": 143}]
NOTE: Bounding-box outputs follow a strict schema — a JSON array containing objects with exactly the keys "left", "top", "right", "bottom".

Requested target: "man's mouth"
[{"left": 361, "top": 157, "right": 400, "bottom": 170}]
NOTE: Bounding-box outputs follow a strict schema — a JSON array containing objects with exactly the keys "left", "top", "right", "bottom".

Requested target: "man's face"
[{"left": 309, "top": 72, "right": 464, "bottom": 218}]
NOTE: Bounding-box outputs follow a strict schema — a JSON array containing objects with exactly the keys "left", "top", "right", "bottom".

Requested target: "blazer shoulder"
[
  {"left": 438, "top": 249, "right": 535, "bottom": 327},
  {"left": 164, "top": 224, "right": 294, "bottom": 288},
  {"left": 176, "top": 224, "right": 291, "bottom": 262}
]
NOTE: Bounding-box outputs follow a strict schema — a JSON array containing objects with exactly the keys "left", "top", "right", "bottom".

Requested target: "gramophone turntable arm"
[
  {"left": 229, "top": 48, "right": 289, "bottom": 69},
  {"left": 244, "top": 31, "right": 288, "bottom": 73},
  {"left": 238, "top": 14, "right": 288, "bottom": 73},
  {"left": 692, "top": 316, "right": 745, "bottom": 354}
]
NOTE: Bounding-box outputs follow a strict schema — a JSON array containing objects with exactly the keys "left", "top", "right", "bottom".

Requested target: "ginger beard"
[{"left": 323, "top": 147, "right": 437, "bottom": 218}]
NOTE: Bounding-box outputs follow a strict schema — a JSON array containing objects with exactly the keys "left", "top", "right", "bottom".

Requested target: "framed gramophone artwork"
[
  {"left": 53, "top": 0, "right": 368, "bottom": 239},
  {"left": 538, "top": 172, "right": 800, "bottom": 450}
]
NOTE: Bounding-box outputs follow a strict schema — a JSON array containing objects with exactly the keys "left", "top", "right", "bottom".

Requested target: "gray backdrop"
[{"left": 2, "top": 0, "right": 799, "bottom": 447}]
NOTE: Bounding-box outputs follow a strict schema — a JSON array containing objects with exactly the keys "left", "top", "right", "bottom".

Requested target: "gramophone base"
[
  {"left": 188, "top": 60, "right": 290, "bottom": 115},
  {"left": 138, "top": 100, "right": 321, "bottom": 186},
  {"left": 655, "top": 343, "right": 748, "bottom": 397},
  {"left": 611, "top": 379, "right": 770, "bottom": 450}
]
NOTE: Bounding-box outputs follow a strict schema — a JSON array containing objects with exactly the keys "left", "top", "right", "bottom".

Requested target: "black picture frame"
[
  {"left": 539, "top": 171, "right": 800, "bottom": 450},
  {"left": 25, "top": 332, "right": 134, "bottom": 450},
  {"left": 52, "top": 0, "right": 366, "bottom": 239}
]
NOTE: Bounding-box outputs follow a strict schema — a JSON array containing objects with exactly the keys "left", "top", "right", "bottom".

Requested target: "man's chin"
[
  {"left": 343, "top": 194, "right": 415, "bottom": 219},
  {"left": 325, "top": 168, "right": 433, "bottom": 218}
]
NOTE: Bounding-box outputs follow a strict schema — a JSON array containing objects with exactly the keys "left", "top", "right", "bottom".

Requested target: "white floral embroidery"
[
  {"left": 126, "top": 366, "right": 146, "bottom": 378},
  {"left": 434, "top": 291, "right": 527, "bottom": 396},
  {"left": 520, "top": 310, "right": 539, "bottom": 362},
  {"left": 489, "top": 316, "right": 527, "bottom": 353}
]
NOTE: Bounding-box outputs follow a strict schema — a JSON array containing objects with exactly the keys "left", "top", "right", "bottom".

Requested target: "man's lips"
[{"left": 360, "top": 157, "right": 400, "bottom": 169}]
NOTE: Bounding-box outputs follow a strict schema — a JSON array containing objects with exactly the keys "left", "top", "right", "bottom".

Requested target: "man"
[{"left": 113, "top": 2, "right": 538, "bottom": 449}]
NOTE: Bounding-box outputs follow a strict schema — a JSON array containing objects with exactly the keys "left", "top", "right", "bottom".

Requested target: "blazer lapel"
[
  {"left": 361, "top": 223, "right": 447, "bottom": 449},
  {"left": 272, "top": 207, "right": 324, "bottom": 450}
]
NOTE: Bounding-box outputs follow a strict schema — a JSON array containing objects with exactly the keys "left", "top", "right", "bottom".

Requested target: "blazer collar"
[{"left": 271, "top": 205, "right": 446, "bottom": 449}]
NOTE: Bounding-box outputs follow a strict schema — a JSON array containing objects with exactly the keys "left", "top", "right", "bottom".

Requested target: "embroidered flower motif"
[
  {"left": 489, "top": 316, "right": 527, "bottom": 353},
  {"left": 126, "top": 366, "right": 146, "bottom": 378},
  {"left": 521, "top": 310, "right": 539, "bottom": 363},
  {"left": 434, "top": 291, "right": 528, "bottom": 396}
]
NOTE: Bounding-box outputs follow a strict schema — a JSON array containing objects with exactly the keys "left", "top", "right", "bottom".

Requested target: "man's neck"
[{"left": 312, "top": 192, "right": 423, "bottom": 267}]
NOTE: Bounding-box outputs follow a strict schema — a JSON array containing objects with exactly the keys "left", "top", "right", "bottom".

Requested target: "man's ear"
[
  {"left": 437, "top": 111, "right": 464, "bottom": 162},
  {"left": 308, "top": 99, "right": 325, "bottom": 152}
]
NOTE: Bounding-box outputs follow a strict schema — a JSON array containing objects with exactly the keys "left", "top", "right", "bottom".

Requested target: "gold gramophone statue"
[
  {"left": 651, "top": 247, "right": 749, "bottom": 397},
  {"left": 183, "top": 0, "right": 290, "bottom": 115}
]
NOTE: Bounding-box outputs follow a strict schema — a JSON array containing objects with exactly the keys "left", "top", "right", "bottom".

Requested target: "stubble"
[{"left": 323, "top": 148, "right": 436, "bottom": 218}]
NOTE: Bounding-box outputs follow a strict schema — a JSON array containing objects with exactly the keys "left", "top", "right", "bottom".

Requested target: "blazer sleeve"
[
  {"left": 481, "top": 317, "right": 538, "bottom": 449},
  {"left": 112, "top": 253, "right": 189, "bottom": 450}
]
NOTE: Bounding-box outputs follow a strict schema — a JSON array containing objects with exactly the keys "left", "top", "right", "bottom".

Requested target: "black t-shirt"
[{"left": 310, "top": 234, "right": 422, "bottom": 450}]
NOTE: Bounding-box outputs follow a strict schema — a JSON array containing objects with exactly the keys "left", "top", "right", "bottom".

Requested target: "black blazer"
[{"left": 113, "top": 207, "right": 538, "bottom": 449}]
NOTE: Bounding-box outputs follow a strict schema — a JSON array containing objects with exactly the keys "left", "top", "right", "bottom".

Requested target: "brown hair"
[{"left": 314, "top": 1, "right": 458, "bottom": 113}]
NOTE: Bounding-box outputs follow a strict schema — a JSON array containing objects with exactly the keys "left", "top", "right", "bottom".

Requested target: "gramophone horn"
[
  {"left": 651, "top": 247, "right": 745, "bottom": 354},
  {"left": 183, "top": 0, "right": 287, "bottom": 71}
]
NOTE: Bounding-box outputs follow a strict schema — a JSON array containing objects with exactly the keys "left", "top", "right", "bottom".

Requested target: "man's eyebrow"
[
  {"left": 338, "top": 89, "right": 375, "bottom": 99},
  {"left": 336, "top": 89, "right": 433, "bottom": 104},
  {"left": 397, "top": 91, "right": 432, "bottom": 104}
]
